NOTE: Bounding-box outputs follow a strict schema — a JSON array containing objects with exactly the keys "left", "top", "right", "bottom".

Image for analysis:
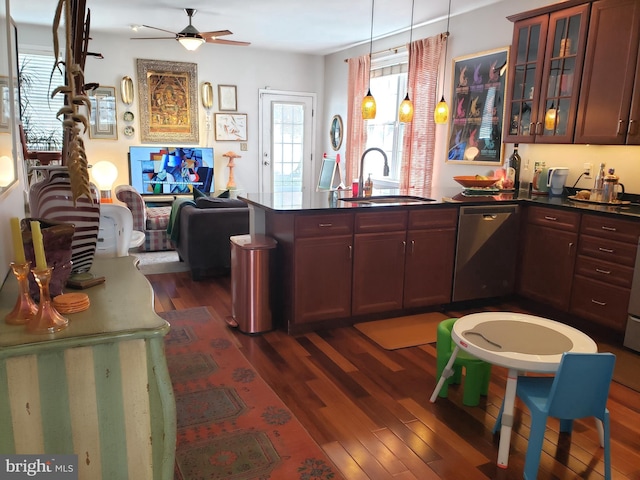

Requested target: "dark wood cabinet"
[
  {"left": 574, "top": 0, "right": 640, "bottom": 144},
  {"left": 570, "top": 213, "right": 640, "bottom": 331},
  {"left": 504, "top": 4, "right": 589, "bottom": 144},
  {"left": 352, "top": 211, "right": 408, "bottom": 316},
  {"left": 518, "top": 206, "right": 580, "bottom": 310},
  {"left": 403, "top": 209, "right": 457, "bottom": 308}
]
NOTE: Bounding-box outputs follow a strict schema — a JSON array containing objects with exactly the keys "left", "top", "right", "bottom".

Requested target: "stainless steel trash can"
[{"left": 230, "top": 234, "right": 277, "bottom": 334}]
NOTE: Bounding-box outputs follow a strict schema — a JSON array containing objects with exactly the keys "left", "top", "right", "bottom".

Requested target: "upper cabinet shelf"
[{"left": 504, "top": 0, "right": 640, "bottom": 145}]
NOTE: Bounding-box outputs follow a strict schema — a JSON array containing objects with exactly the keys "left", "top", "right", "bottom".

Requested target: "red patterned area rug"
[{"left": 161, "top": 307, "right": 342, "bottom": 480}]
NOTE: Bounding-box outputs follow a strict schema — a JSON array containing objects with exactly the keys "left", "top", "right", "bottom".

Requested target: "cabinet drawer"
[
  {"left": 526, "top": 206, "right": 580, "bottom": 232},
  {"left": 578, "top": 234, "right": 638, "bottom": 267},
  {"left": 574, "top": 255, "right": 634, "bottom": 288},
  {"left": 409, "top": 208, "right": 458, "bottom": 230},
  {"left": 355, "top": 210, "right": 408, "bottom": 233},
  {"left": 295, "top": 213, "right": 353, "bottom": 238},
  {"left": 580, "top": 214, "right": 640, "bottom": 244},
  {"left": 570, "top": 276, "right": 629, "bottom": 332}
]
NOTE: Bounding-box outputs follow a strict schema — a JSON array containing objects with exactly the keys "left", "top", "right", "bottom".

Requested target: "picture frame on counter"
[{"left": 446, "top": 47, "right": 509, "bottom": 166}]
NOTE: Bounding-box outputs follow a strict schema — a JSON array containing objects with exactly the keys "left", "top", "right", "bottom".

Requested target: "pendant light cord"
[
  {"left": 440, "top": 0, "right": 452, "bottom": 99},
  {"left": 368, "top": 0, "right": 375, "bottom": 88}
]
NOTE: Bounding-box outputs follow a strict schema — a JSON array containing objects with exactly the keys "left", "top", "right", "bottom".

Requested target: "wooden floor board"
[{"left": 147, "top": 271, "right": 640, "bottom": 480}]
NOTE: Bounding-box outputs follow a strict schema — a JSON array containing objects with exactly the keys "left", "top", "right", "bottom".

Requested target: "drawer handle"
[
  {"left": 591, "top": 299, "right": 607, "bottom": 306},
  {"left": 595, "top": 268, "right": 611, "bottom": 275},
  {"left": 598, "top": 247, "right": 614, "bottom": 253},
  {"left": 544, "top": 216, "right": 557, "bottom": 221},
  {"left": 601, "top": 226, "right": 617, "bottom": 232},
  {"left": 318, "top": 223, "right": 333, "bottom": 228}
]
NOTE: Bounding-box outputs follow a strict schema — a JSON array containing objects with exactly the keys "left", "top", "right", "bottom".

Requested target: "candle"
[
  {"left": 10, "top": 217, "right": 26, "bottom": 264},
  {"left": 30, "top": 221, "right": 48, "bottom": 270}
]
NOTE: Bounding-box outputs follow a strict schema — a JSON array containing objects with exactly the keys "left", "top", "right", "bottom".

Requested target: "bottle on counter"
[
  {"left": 363, "top": 173, "right": 373, "bottom": 197},
  {"left": 506, "top": 144, "right": 521, "bottom": 191},
  {"left": 591, "top": 162, "right": 606, "bottom": 202}
]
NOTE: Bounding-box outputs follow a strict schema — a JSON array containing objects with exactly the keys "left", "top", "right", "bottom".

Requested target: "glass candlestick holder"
[
  {"left": 27, "top": 266, "right": 69, "bottom": 334},
  {"left": 5, "top": 262, "right": 38, "bottom": 325}
]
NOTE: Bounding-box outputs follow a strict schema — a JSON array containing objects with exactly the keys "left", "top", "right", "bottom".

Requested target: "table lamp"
[
  {"left": 0, "top": 155, "right": 14, "bottom": 187},
  {"left": 92, "top": 160, "right": 118, "bottom": 203}
]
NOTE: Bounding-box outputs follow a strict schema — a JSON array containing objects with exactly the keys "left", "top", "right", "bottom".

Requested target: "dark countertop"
[{"left": 240, "top": 186, "right": 640, "bottom": 220}]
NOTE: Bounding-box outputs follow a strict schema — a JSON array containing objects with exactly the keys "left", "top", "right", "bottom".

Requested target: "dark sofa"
[{"left": 174, "top": 196, "right": 250, "bottom": 280}]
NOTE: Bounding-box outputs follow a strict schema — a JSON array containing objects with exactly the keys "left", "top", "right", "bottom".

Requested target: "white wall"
[
  {"left": 17, "top": 24, "right": 325, "bottom": 194},
  {"left": 323, "top": 0, "right": 640, "bottom": 194}
]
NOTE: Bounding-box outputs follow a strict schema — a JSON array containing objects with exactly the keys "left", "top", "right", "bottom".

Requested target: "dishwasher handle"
[{"left": 459, "top": 205, "right": 520, "bottom": 216}]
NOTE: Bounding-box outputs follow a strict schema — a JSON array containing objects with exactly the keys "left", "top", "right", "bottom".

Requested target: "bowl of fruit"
[{"left": 453, "top": 175, "right": 500, "bottom": 188}]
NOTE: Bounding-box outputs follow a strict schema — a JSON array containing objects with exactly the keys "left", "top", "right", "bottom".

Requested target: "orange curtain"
[
  {"left": 345, "top": 55, "right": 370, "bottom": 185},
  {"left": 400, "top": 34, "right": 445, "bottom": 197}
]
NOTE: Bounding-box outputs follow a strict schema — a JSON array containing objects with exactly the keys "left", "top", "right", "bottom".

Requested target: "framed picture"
[
  {"left": 88, "top": 86, "right": 117, "bottom": 139},
  {"left": 0, "top": 76, "right": 11, "bottom": 133},
  {"left": 215, "top": 113, "right": 247, "bottom": 141},
  {"left": 136, "top": 58, "right": 199, "bottom": 144},
  {"left": 218, "top": 84, "right": 237, "bottom": 111},
  {"left": 445, "top": 47, "right": 509, "bottom": 165}
]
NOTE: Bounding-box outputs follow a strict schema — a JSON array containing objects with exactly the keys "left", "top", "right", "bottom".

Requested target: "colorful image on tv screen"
[{"left": 129, "top": 146, "right": 214, "bottom": 196}]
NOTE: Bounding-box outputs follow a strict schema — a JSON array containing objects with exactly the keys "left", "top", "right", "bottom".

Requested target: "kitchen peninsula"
[{"left": 242, "top": 188, "right": 640, "bottom": 335}]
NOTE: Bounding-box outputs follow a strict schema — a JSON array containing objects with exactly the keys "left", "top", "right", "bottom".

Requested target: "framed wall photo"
[
  {"left": 88, "top": 86, "right": 117, "bottom": 139},
  {"left": 136, "top": 58, "right": 199, "bottom": 144},
  {"left": 215, "top": 113, "right": 247, "bottom": 141},
  {"left": 218, "top": 84, "right": 237, "bottom": 111},
  {"left": 446, "top": 47, "right": 509, "bottom": 165}
]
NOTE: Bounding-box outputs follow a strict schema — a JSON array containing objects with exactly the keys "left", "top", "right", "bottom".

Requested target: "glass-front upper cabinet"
[{"left": 504, "top": 4, "right": 589, "bottom": 144}]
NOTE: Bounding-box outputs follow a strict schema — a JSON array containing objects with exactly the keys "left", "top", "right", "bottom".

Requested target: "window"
[
  {"left": 18, "top": 52, "right": 64, "bottom": 150},
  {"left": 364, "top": 56, "right": 408, "bottom": 187}
]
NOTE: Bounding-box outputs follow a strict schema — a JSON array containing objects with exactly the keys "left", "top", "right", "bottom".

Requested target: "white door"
[{"left": 259, "top": 90, "right": 315, "bottom": 204}]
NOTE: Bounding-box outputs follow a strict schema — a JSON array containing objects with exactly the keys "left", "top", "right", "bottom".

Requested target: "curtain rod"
[{"left": 344, "top": 44, "right": 406, "bottom": 63}]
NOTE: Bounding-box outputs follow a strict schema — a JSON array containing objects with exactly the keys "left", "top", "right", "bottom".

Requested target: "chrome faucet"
[{"left": 358, "top": 147, "right": 389, "bottom": 197}]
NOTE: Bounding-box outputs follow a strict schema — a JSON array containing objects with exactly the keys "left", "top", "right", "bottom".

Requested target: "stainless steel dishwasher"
[{"left": 452, "top": 204, "right": 520, "bottom": 302}]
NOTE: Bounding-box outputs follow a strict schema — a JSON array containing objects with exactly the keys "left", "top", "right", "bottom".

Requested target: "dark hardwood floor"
[{"left": 147, "top": 271, "right": 640, "bottom": 480}]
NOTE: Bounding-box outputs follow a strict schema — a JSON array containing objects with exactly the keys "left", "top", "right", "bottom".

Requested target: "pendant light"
[
  {"left": 544, "top": 102, "right": 558, "bottom": 130},
  {"left": 434, "top": 0, "right": 452, "bottom": 124},
  {"left": 362, "top": 0, "right": 377, "bottom": 120},
  {"left": 398, "top": 0, "right": 415, "bottom": 123}
]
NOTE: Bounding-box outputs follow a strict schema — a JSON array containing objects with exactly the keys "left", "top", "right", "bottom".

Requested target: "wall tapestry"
[
  {"left": 136, "top": 59, "right": 199, "bottom": 144},
  {"left": 446, "top": 47, "right": 509, "bottom": 165}
]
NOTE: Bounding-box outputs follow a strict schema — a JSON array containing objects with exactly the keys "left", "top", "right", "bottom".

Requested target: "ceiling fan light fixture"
[{"left": 178, "top": 34, "right": 205, "bottom": 51}]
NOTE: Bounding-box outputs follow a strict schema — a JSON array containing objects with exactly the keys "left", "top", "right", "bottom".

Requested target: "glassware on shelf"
[
  {"left": 4, "top": 262, "right": 38, "bottom": 325},
  {"left": 26, "top": 266, "right": 69, "bottom": 334}
]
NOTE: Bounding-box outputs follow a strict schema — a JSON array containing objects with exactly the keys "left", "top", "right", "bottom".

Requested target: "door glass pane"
[
  {"left": 272, "top": 103, "right": 305, "bottom": 193},
  {"left": 527, "top": 25, "right": 540, "bottom": 61}
]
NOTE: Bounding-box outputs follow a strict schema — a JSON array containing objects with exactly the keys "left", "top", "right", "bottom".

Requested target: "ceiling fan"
[{"left": 131, "top": 8, "right": 250, "bottom": 51}]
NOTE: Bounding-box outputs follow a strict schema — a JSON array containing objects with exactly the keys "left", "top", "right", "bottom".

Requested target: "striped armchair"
[{"left": 115, "top": 185, "right": 174, "bottom": 252}]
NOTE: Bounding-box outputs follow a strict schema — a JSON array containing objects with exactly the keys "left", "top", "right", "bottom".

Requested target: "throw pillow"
[
  {"left": 196, "top": 197, "right": 247, "bottom": 209},
  {"left": 193, "top": 187, "right": 208, "bottom": 200}
]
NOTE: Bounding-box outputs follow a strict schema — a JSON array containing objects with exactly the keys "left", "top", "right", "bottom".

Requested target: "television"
[{"left": 128, "top": 146, "right": 214, "bottom": 197}]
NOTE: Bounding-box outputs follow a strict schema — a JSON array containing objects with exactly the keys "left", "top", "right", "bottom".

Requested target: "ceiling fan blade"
[
  {"left": 199, "top": 29, "right": 233, "bottom": 39},
  {"left": 130, "top": 36, "right": 176, "bottom": 40},
  {"left": 205, "top": 38, "right": 251, "bottom": 46},
  {"left": 142, "top": 25, "right": 178, "bottom": 35}
]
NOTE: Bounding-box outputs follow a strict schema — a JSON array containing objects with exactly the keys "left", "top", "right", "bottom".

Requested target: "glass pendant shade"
[
  {"left": 362, "top": 89, "right": 377, "bottom": 119},
  {"left": 399, "top": 94, "right": 414, "bottom": 123},
  {"left": 178, "top": 35, "right": 205, "bottom": 51},
  {"left": 434, "top": 96, "right": 449, "bottom": 124}
]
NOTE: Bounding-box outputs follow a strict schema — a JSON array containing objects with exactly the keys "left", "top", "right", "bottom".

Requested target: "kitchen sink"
[{"left": 339, "top": 195, "right": 435, "bottom": 205}]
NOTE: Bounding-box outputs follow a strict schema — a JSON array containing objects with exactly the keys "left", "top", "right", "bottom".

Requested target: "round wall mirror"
[{"left": 330, "top": 115, "right": 343, "bottom": 151}]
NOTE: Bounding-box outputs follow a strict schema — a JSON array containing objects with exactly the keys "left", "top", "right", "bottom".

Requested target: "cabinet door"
[
  {"left": 519, "top": 223, "right": 577, "bottom": 310},
  {"left": 504, "top": 14, "right": 548, "bottom": 143},
  {"left": 404, "top": 228, "right": 456, "bottom": 308},
  {"left": 535, "top": 5, "right": 589, "bottom": 143},
  {"left": 352, "top": 231, "right": 406, "bottom": 316},
  {"left": 294, "top": 235, "right": 352, "bottom": 324},
  {"left": 574, "top": 0, "right": 640, "bottom": 144}
]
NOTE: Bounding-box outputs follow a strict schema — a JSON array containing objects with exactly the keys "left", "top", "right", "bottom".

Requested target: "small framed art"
[
  {"left": 218, "top": 85, "right": 237, "bottom": 111},
  {"left": 215, "top": 113, "right": 247, "bottom": 141}
]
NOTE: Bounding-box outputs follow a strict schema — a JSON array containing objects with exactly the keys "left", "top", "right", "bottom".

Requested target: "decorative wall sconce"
[
  {"left": 201, "top": 82, "right": 214, "bottom": 109},
  {"left": 120, "top": 76, "right": 134, "bottom": 105}
]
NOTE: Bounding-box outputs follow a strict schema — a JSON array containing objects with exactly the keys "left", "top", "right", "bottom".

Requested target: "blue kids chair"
[
  {"left": 494, "top": 352, "right": 616, "bottom": 480},
  {"left": 436, "top": 317, "right": 492, "bottom": 406}
]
